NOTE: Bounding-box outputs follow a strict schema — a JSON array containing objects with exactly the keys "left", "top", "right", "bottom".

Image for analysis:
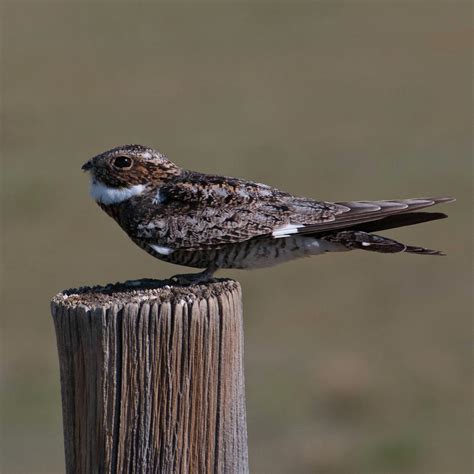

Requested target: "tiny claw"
[{"left": 170, "top": 269, "right": 216, "bottom": 286}]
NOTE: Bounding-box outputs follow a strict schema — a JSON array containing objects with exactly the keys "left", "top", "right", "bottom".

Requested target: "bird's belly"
[
  {"left": 147, "top": 236, "right": 347, "bottom": 270},
  {"left": 223, "top": 236, "right": 347, "bottom": 269}
]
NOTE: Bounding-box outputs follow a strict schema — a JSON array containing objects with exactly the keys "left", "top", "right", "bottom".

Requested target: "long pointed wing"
[
  {"left": 131, "top": 172, "right": 454, "bottom": 250},
  {"left": 287, "top": 197, "right": 455, "bottom": 235}
]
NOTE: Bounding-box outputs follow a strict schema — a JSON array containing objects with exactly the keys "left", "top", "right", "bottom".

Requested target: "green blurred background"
[{"left": 2, "top": 2, "right": 472, "bottom": 473}]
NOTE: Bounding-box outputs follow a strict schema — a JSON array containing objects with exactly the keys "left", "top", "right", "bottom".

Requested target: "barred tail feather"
[
  {"left": 404, "top": 245, "right": 445, "bottom": 256},
  {"left": 321, "top": 230, "right": 445, "bottom": 256}
]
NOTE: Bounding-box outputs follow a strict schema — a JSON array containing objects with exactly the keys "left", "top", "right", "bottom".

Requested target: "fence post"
[{"left": 50, "top": 279, "right": 248, "bottom": 474}]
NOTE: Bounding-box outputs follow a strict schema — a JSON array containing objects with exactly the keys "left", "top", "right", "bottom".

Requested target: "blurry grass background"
[{"left": 1, "top": 2, "right": 472, "bottom": 473}]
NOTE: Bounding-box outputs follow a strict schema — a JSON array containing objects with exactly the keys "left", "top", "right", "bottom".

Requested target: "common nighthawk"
[{"left": 82, "top": 144, "right": 454, "bottom": 284}]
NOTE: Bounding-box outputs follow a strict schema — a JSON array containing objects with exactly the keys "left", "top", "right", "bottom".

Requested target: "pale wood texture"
[{"left": 51, "top": 279, "right": 248, "bottom": 474}]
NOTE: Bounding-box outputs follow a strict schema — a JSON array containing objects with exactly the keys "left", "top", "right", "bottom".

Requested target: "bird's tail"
[
  {"left": 321, "top": 230, "right": 445, "bottom": 256},
  {"left": 311, "top": 197, "right": 455, "bottom": 256}
]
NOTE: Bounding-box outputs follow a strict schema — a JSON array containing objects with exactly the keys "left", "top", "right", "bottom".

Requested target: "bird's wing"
[
  {"left": 286, "top": 197, "right": 455, "bottom": 235},
  {"left": 133, "top": 174, "right": 454, "bottom": 250}
]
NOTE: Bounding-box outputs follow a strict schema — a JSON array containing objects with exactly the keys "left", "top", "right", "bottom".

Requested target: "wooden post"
[{"left": 50, "top": 279, "right": 248, "bottom": 474}]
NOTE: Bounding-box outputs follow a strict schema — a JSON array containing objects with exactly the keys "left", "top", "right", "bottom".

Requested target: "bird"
[{"left": 82, "top": 144, "right": 455, "bottom": 284}]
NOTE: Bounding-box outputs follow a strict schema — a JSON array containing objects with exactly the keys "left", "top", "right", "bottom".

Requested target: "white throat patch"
[{"left": 90, "top": 180, "right": 146, "bottom": 205}]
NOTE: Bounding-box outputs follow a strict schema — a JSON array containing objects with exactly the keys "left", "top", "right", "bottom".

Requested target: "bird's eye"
[{"left": 112, "top": 156, "right": 133, "bottom": 169}]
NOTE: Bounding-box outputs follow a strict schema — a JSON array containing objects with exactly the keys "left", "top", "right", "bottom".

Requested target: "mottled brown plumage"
[{"left": 82, "top": 144, "right": 455, "bottom": 283}]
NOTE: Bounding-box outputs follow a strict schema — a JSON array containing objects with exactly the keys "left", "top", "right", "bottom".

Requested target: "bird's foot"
[{"left": 170, "top": 267, "right": 217, "bottom": 286}]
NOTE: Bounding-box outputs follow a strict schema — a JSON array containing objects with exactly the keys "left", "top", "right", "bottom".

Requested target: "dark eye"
[{"left": 113, "top": 156, "right": 133, "bottom": 169}]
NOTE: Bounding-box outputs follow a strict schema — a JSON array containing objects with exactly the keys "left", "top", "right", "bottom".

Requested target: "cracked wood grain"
[{"left": 51, "top": 279, "right": 248, "bottom": 474}]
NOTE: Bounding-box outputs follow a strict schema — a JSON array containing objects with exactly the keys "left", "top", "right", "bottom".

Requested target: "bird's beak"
[{"left": 82, "top": 160, "right": 93, "bottom": 171}]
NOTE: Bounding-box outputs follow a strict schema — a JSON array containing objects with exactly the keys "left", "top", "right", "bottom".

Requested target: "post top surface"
[{"left": 51, "top": 278, "right": 240, "bottom": 309}]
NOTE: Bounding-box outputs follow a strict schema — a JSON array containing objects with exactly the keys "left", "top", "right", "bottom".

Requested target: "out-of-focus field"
[{"left": 1, "top": 3, "right": 472, "bottom": 474}]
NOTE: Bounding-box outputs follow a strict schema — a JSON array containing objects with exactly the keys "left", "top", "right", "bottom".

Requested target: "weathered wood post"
[{"left": 50, "top": 279, "right": 248, "bottom": 474}]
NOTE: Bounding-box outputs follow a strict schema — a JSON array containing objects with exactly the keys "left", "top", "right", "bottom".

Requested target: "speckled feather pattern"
[
  {"left": 116, "top": 171, "right": 346, "bottom": 250},
  {"left": 88, "top": 144, "right": 181, "bottom": 188},
  {"left": 83, "top": 144, "right": 454, "bottom": 272}
]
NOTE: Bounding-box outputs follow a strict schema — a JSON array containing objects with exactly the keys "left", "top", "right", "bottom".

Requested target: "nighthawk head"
[{"left": 82, "top": 144, "right": 180, "bottom": 205}]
